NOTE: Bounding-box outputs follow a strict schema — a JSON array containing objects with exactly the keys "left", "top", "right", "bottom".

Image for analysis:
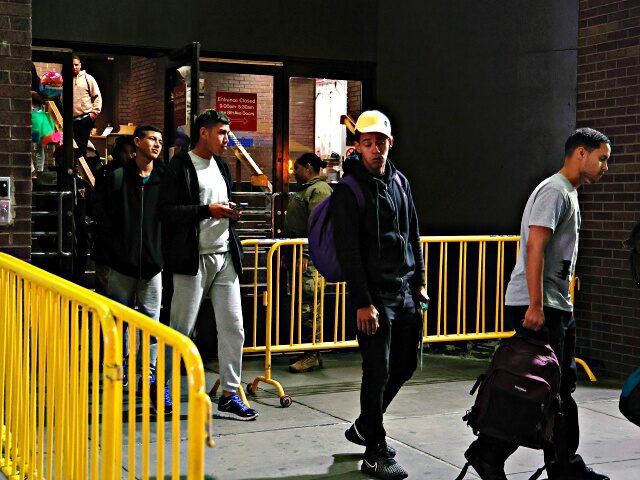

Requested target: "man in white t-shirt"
[
  {"left": 160, "top": 109, "right": 258, "bottom": 420},
  {"left": 463, "top": 128, "right": 611, "bottom": 480}
]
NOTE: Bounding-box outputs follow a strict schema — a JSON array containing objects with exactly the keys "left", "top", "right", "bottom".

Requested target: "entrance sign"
[{"left": 216, "top": 92, "right": 258, "bottom": 131}]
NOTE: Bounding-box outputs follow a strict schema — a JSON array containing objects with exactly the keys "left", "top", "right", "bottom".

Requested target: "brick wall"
[
  {"left": 289, "top": 77, "right": 315, "bottom": 162},
  {"left": 347, "top": 80, "right": 362, "bottom": 121},
  {"left": 0, "top": 0, "right": 32, "bottom": 260},
  {"left": 201, "top": 72, "right": 274, "bottom": 183},
  {"left": 115, "top": 56, "right": 132, "bottom": 125},
  {"left": 575, "top": 0, "right": 640, "bottom": 378},
  {"left": 127, "top": 56, "right": 164, "bottom": 129}
]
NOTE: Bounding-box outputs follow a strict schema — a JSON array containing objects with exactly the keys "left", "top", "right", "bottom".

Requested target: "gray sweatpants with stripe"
[{"left": 166, "top": 252, "right": 244, "bottom": 392}]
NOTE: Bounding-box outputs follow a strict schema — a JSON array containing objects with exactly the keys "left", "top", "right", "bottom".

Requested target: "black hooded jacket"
[
  {"left": 331, "top": 154, "right": 425, "bottom": 309},
  {"left": 91, "top": 158, "right": 165, "bottom": 280},
  {"left": 159, "top": 151, "right": 243, "bottom": 276}
]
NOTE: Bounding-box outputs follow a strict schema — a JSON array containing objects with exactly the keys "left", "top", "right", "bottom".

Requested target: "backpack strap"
[
  {"left": 338, "top": 175, "right": 366, "bottom": 211},
  {"left": 393, "top": 172, "right": 405, "bottom": 192},
  {"left": 527, "top": 465, "right": 546, "bottom": 480},
  {"left": 454, "top": 462, "right": 471, "bottom": 480}
]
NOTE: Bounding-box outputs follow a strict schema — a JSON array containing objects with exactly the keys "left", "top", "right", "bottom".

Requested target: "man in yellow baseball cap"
[{"left": 334, "top": 110, "right": 429, "bottom": 479}]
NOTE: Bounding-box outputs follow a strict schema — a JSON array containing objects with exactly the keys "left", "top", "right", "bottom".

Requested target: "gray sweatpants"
[
  {"left": 104, "top": 267, "right": 161, "bottom": 374},
  {"left": 167, "top": 252, "right": 244, "bottom": 392}
]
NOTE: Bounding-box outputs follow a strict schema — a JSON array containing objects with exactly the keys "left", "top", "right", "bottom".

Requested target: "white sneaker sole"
[{"left": 215, "top": 410, "right": 259, "bottom": 421}]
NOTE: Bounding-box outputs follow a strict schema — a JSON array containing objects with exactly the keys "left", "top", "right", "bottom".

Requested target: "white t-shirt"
[
  {"left": 189, "top": 151, "right": 230, "bottom": 254},
  {"left": 505, "top": 173, "right": 581, "bottom": 311}
]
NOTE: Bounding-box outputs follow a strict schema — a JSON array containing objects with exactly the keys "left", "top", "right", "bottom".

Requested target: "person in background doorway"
[
  {"left": 72, "top": 54, "right": 102, "bottom": 159},
  {"left": 332, "top": 110, "right": 428, "bottom": 480},
  {"left": 91, "top": 125, "right": 170, "bottom": 413},
  {"left": 91, "top": 135, "right": 136, "bottom": 289},
  {"left": 160, "top": 109, "right": 258, "bottom": 421},
  {"left": 283, "top": 152, "right": 333, "bottom": 373},
  {"left": 462, "top": 128, "right": 611, "bottom": 480}
]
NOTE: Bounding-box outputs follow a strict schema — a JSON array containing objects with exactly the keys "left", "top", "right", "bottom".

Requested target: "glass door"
[
  {"left": 31, "top": 47, "right": 75, "bottom": 277},
  {"left": 164, "top": 42, "right": 200, "bottom": 162}
]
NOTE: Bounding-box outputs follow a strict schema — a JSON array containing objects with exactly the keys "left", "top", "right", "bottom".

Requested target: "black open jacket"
[
  {"left": 159, "top": 151, "right": 243, "bottom": 276},
  {"left": 91, "top": 158, "right": 165, "bottom": 280},
  {"left": 331, "top": 154, "right": 425, "bottom": 308}
]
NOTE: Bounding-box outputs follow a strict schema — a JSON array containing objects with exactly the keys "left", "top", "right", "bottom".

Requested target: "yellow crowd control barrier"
[
  {"left": 241, "top": 236, "right": 596, "bottom": 405},
  {"left": 0, "top": 252, "right": 213, "bottom": 479}
]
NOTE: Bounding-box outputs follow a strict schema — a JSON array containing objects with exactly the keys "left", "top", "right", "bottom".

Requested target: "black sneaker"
[
  {"left": 149, "top": 380, "right": 173, "bottom": 414},
  {"left": 463, "top": 443, "right": 507, "bottom": 480},
  {"left": 546, "top": 455, "right": 610, "bottom": 480},
  {"left": 361, "top": 442, "right": 408, "bottom": 480},
  {"left": 345, "top": 422, "right": 396, "bottom": 457},
  {"left": 216, "top": 393, "right": 258, "bottom": 421}
]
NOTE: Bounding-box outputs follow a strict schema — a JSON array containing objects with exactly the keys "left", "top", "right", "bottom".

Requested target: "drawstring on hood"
[{"left": 343, "top": 152, "right": 404, "bottom": 260}]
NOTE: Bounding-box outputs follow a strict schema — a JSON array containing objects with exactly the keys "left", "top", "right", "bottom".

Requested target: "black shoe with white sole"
[
  {"left": 345, "top": 422, "right": 396, "bottom": 457},
  {"left": 361, "top": 442, "right": 408, "bottom": 480}
]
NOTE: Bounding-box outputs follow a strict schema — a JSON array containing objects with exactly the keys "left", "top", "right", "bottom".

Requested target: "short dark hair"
[
  {"left": 296, "top": 152, "right": 327, "bottom": 173},
  {"left": 564, "top": 128, "right": 610, "bottom": 157},
  {"left": 111, "top": 135, "right": 134, "bottom": 158},
  {"left": 193, "top": 109, "right": 230, "bottom": 146},
  {"left": 133, "top": 125, "right": 162, "bottom": 140},
  {"left": 72, "top": 54, "right": 81, "bottom": 62}
]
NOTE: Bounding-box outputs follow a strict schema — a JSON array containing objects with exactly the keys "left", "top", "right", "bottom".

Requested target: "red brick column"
[
  {"left": 575, "top": 0, "right": 640, "bottom": 377},
  {"left": 0, "top": 0, "right": 32, "bottom": 260}
]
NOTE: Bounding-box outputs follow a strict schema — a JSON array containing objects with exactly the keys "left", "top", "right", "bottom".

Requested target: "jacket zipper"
[
  {"left": 139, "top": 183, "right": 144, "bottom": 279},
  {"left": 385, "top": 182, "right": 406, "bottom": 259}
]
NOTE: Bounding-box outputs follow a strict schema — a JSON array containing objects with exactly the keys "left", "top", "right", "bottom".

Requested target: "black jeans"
[
  {"left": 474, "top": 305, "right": 579, "bottom": 468},
  {"left": 73, "top": 114, "right": 94, "bottom": 159},
  {"left": 355, "top": 286, "right": 421, "bottom": 445}
]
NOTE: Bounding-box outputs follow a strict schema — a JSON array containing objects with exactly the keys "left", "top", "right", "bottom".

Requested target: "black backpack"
[
  {"left": 624, "top": 221, "right": 640, "bottom": 287},
  {"left": 463, "top": 336, "right": 561, "bottom": 448},
  {"left": 620, "top": 367, "right": 640, "bottom": 427}
]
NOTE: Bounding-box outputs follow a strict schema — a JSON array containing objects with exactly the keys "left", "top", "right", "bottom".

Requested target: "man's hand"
[
  {"left": 357, "top": 305, "right": 380, "bottom": 335},
  {"left": 415, "top": 286, "right": 429, "bottom": 305},
  {"left": 89, "top": 112, "right": 97, "bottom": 120},
  {"left": 523, "top": 305, "right": 545, "bottom": 331},
  {"left": 208, "top": 202, "right": 240, "bottom": 221}
]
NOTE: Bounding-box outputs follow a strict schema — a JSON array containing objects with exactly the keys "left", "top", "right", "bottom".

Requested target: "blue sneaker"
[
  {"left": 136, "top": 376, "right": 173, "bottom": 413},
  {"left": 137, "top": 374, "right": 155, "bottom": 397},
  {"left": 216, "top": 394, "right": 258, "bottom": 421}
]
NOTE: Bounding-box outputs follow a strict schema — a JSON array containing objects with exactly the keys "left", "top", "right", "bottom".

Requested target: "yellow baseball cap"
[{"left": 355, "top": 110, "right": 392, "bottom": 138}]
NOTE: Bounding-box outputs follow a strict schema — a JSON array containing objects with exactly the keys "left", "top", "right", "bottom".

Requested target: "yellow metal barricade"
[
  {"left": 107, "top": 299, "right": 215, "bottom": 480},
  {"left": 242, "top": 235, "right": 595, "bottom": 405},
  {"left": 246, "top": 239, "right": 356, "bottom": 406},
  {"left": 419, "top": 235, "right": 520, "bottom": 342},
  {"left": 0, "top": 252, "right": 120, "bottom": 479},
  {"left": 241, "top": 239, "right": 277, "bottom": 354},
  {"left": 0, "top": 253, "right": 213, "bottom": 479}
]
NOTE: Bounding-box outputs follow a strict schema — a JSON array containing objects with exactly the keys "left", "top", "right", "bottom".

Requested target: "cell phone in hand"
[{"left": 232, "top": 202, "right": 249, "bottom": 210}]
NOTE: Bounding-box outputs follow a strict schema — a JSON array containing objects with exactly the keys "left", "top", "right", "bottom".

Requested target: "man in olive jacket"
[
  {"left": 283, "top": 152, "right": 333, "bottom": 373},
  {"left": 160, "top": 109, "right": 257, "bottom": 421}
]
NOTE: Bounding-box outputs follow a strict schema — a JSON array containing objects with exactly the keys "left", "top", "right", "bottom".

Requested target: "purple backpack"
[
  {"left": 463, "top": 336, "right": 561, "bottom": 449},
  {"left": 308, "top": 175, "right": 365, "bottom": 283}
]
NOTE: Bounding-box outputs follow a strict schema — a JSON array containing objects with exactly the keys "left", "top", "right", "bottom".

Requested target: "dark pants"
[
  {"left": 73, "top": 114, "right": 94, "bottom": 159},
  {"left": 355, "top": 286, "right": 421, "bottom": 445},
  {"left": 474, "top": 305, "right": 579, "bottom": 468}
]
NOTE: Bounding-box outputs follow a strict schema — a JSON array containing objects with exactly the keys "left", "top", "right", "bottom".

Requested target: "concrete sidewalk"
[{"left": 191, "top": 351, "right": 638, "bottom": 480}]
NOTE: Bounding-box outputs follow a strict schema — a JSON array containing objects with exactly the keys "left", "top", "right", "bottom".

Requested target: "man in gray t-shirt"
[
  {"left": 463, "top": 128, "right": 612, "bottom": 480},
  {"left": 505, "top": 172, "right": 581, "bottom": 311}
]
